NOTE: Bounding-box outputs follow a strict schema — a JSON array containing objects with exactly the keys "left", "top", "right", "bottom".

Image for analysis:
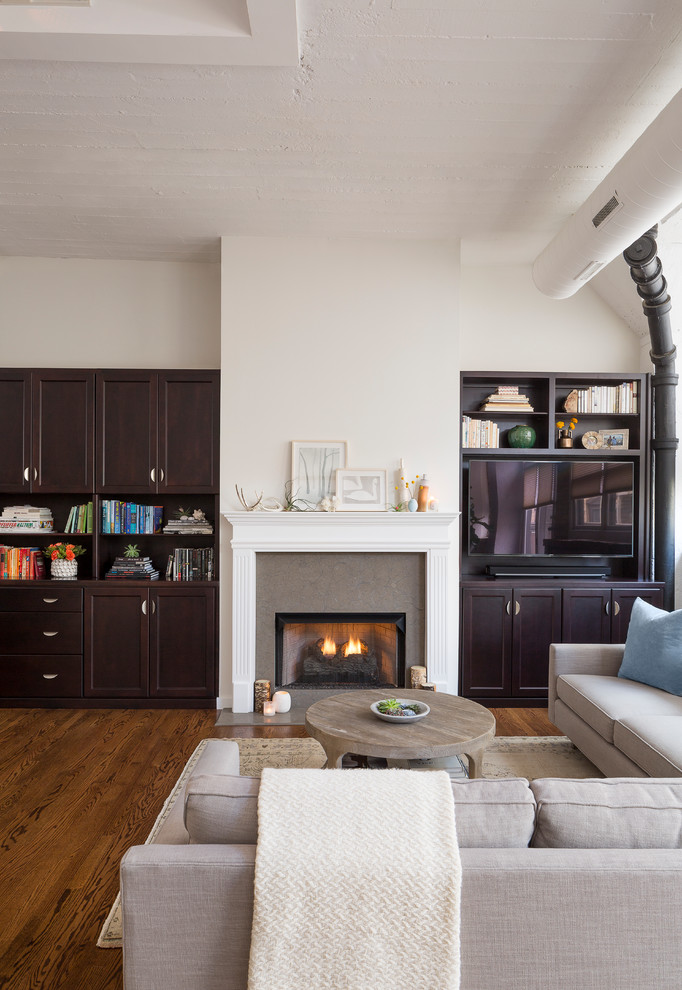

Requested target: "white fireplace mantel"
[{"left": 223, "top": 511, "right": 459, "bottom": 712}]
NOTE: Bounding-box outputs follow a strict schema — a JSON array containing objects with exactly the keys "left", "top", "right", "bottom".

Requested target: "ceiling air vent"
[
  {"left": 573, "top": 260, "right": 604, "bottom": 282},
  {"left": 591, "top": 194, "right": 622, "bottom": 229}
]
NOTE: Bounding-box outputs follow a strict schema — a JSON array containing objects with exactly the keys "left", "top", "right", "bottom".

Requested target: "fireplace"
[
  {"left": 276, "top": 612, "right": 406, "bottom": 690},
  {"left": 223, "top": 512, "right": 458, "bottom": 712}
]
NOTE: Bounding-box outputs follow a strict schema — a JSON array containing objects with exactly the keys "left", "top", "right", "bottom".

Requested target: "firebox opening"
[{"left": 275, "top": 612, "right": 406, "bottom": 690}]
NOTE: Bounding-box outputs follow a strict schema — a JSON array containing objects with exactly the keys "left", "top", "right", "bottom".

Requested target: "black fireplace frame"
[{"left": 275, "top": 611, "right": 407, "bottom": 690}]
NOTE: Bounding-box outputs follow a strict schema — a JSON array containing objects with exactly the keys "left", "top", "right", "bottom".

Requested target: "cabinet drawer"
[
  {"left": 0, "top": 587, "right": 83, "bottom": 612},
  {"left": 0, "top": 656, "right": 82, "bottom": 697},
  {"left": 0, "top": 613, "right": 83, "bottom": 654}
]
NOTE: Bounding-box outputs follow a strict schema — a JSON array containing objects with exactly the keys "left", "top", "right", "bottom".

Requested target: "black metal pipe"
[{"left": 623, "top": 226, "right": 678, "bottom": 609}]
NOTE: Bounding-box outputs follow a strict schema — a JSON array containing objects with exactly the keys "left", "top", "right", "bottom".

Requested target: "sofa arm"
[
  {"left": 548, "top": 643, "right": 625, "bottom": 724},
  {"left": 121, "top": 843, "right": 255, "bottom": 990}
]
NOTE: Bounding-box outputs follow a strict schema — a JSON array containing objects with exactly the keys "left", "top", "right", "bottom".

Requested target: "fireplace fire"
[{"left": 276, "top": 612, "right": 406, "bottom": 690}]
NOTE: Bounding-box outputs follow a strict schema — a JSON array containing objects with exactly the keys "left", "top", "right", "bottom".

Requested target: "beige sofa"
[
  {"left": 549, "top": 643, "right": 682, "bottom": 777},
  {"left": 120, "top": 739, "right": 682, "bottom": 990}
]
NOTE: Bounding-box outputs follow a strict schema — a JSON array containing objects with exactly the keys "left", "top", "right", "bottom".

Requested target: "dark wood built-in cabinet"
[
  {"left": 0, "top": 369, "right": 94, "bottom": 493},
  {"left": 97, "top": 370, "right": 219, "bottom": 494},
  {"left": 460, "top": 370, "right": 663, "bottom": 703},
  {"left": 0, "top": 367, "right": 220, "bottom": 708},
  {"left": 84, "top": 585, "right": 215, "bottom": 700}
]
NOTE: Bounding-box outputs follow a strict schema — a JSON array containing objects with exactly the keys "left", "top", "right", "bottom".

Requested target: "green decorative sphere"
[{"left": 507, "top": 424, "right": 536, "bottom": 448}]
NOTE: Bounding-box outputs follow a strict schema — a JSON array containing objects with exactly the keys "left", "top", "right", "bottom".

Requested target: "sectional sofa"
[
  {"left": 549, "top": 643, "right": 682, "bottom": 777},
  {"left": 120, "top": 739, "right": 682, "bottom": 990}
]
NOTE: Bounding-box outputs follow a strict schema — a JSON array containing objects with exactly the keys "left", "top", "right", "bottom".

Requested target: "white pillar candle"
[
  {"left": 262, "top": 700, "right": 276, "bottom": 716},
  {"left": 273, "top": 690, "right": 291, "bottom": 713}
]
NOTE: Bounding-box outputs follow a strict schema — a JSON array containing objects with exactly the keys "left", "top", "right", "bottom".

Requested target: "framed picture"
[
  {"left": 291, "top": 441, "right": 347, "bottom": 505},
  {"left": 335, "top": 469, "right": 387, "bottom": 511},
  {"left": 598, "top": 429, "right": 629, "bottom": 450}
]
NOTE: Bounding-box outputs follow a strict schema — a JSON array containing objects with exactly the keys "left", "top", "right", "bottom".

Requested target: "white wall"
[
  {"left": 0, "top": 257, "right": 220, "bottom": 368},
  {"left": 219, "top": 236, "right": 461, "bottom": 705},
  {"left": 221, "top": 236, "right": 461, "bottom": 510},
  {"left": 460, "top": 262, "right": 642, "bottom": 371}
]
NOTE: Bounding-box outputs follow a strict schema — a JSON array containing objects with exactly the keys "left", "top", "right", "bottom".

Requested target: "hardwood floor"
[{"left": 0, "top": 705, "right": 557, "bottom": 989}]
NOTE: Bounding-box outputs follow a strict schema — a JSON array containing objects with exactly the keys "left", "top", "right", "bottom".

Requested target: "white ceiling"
[{"left": 1, "top": 0, "right": 682, "bottom": 275}]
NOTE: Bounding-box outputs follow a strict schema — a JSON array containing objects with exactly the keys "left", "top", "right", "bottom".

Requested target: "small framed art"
[
  {"left": 335, "top": 469, "right": 387, "bottom": 511},
  {"left": 291, "top": 441, "right": 347, "bottom": 504},
  {"left": 598, "top": 429, "right": 629, "bottom": 450}
]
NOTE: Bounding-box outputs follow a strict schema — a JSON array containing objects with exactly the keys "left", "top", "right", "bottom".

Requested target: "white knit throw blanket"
[{"left": 248, "top": 768, "right": 461, "bottom": 990}]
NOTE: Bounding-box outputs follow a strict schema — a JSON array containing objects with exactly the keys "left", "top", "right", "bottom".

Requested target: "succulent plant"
[{"left": 123, "top": 544, "right": 140, "bottom": 558}]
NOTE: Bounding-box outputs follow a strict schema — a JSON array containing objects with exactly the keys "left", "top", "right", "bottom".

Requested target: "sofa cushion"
[
  {"left": 531, "top": 778, "right": 682, "bottom": 848},
  {"left": 618, "top": 598, "right": 682, "bottom": 696},
  {"left": 556, "top": 673, "right": 682, "bottom": 743},
  {"left": 449, "top": 778, "right": 536, "bottom": 847},
  {"left": 152, "top": 739, "right": 241, "bottom": 845},
  {"left": 185, "top": 773, "right": 537, "bottom": 848},
  {"left": 614, "top": 716, "right": 682, "bottom": 777}
]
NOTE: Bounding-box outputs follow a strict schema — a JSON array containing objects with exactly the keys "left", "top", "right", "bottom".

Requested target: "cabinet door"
[
  {"left": 460, "top": 587, "right": 512, "bottom": 697},
  {"left": 96, "top": 372, "right": 157, "bottom": 493},
  {"left": 32, "top": 370, "right": 94, "bottom": 492},
  {"left": 0, "top": 370, "right": 31, "bottom": 492},
  {"left": 561, "top": 588, "right": 611, "bottom": 643},
  {"left": 511, "top": 588, "right": 561, "bottom": 697},
  {"left": 84, "top": 588, "right": 148, "bottom": 697},
  {"left": 149, "top": 586, "right": 215, "bottom": 698},
  {"left": 158, "top": 372, "right": 219, "bottom": 493},
  {"left": 610, "top": 586, "right": 665, "bottom": 643}
]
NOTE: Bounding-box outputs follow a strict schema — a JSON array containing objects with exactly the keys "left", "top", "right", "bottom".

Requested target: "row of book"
[
  {"left": 461, "top": 416, "right": 500, "bottom": 449},
  {"left": 567, "top": 383, "right": 638, "bottom": 414},
  {"left": 165, "top": 547, "right": 214, "bottom": 582},
  {"left": 0, "top": 505, "right": 53, "bottom": 533},
  {"left": 101, "top": 501, "right": 163, "bottom": 535},
  {"left": 65, "top": 502, "right": 93, "bottom": 534},
  {"left": 0, "top": 546, "right": 46, "bottom": 580}
]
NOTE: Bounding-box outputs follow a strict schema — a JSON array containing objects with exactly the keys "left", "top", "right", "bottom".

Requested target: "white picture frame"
[
  {"left": 291, "top": 441, "right": 347, "bottom": 505},
  {"left": 598, "top": 429, "right": 629, "bottom": 450},
  {"left": 335, "top": 469, "right": 387, "bottom": 511}
]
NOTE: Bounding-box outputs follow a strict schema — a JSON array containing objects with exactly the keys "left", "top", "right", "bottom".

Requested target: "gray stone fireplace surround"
[
  {"left": 224, "top": 512, "right": 458, "bottom": 712},
  {"left": 256, "top": 551, "right": 424, "bottom": 691}
]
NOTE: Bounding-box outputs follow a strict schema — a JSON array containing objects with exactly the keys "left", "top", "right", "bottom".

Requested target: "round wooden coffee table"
[{"left": 305, "top": 689, "right": 496, "bottom": 778}]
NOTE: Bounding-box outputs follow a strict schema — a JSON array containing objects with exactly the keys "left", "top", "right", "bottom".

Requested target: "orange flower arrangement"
[
  {"left": 556, "top": 417, "right": 578, "bottom": 434},
  {"left": 44, "top": 541, "right": 85, "bottom": 561}
]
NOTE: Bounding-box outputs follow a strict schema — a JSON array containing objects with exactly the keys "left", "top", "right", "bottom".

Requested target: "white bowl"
[{"left": 370, "top": 698, "right": 430, "bottom": 723}]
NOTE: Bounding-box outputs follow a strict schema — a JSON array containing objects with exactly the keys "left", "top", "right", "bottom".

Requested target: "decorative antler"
[{"left": 235, "top": 485, "right": 264, "bottom": 511}]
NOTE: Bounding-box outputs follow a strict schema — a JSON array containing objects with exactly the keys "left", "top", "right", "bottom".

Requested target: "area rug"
[{"left": 97, "top": 734, "right": 600, "bottom": 948}]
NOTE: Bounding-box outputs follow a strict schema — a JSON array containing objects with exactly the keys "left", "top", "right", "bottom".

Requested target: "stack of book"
[
  {"left": 101, "top": 501, "right": 163, "bottom": 534},
  {"left": 64, "top": 502, "right": 93, "bottom": 534},
  {"left": 0, "top": 505, "right": 53, "bottom": 533},
  {"left": 162, "top": 516, "right": 213, "bottom": 535},
  {"left": 105, "top": 555, "right": 160, "bottom": 580},
  {"left": 0, "top": 546, "right": 46, "bottom": 580},
  {"left": 479, "top": 385, "right": 534, "bottom": 412},
  {"left": 166, "top": 547, "right": 214, "bottom": 581}
]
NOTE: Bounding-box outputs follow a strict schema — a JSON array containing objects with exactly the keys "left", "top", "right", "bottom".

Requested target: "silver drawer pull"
[
  {"left": 24, "top": 467, "right": 30, "bottom": 481},
  {"left": 43, "top": 598, "right": 58, "bottom": 604},
  {"left": 42, "top": 631, "right": 59, "bottom": 637},
  {"left": 42, "top": 673, "right": 58, "bottom": 680}
]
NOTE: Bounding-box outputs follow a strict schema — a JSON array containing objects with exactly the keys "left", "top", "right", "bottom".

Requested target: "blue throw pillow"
[{"left": 618, "top": 598, "right": 682, "bottom": 696}]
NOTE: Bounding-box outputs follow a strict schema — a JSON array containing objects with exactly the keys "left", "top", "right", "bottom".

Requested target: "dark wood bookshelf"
[
  {"left": 459, "top": 370, "right": 661, "bottom": 704},
  {"left": 0, "top": 368, "right": 220, "bottom": 708}
]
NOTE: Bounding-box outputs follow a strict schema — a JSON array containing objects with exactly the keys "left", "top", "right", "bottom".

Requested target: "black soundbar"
[{"left": 486, "top": 565, "right": 610, "bottom": 579}]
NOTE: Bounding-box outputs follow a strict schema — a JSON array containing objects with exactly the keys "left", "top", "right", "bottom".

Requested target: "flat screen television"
[{"left": 468, "top": 459, "right": 634, "bottom": 557}]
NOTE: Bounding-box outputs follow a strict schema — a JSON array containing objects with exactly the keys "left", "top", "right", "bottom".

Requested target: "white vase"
[{"left": 51, "top": 558, "right": 78, "bottom": 579}]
